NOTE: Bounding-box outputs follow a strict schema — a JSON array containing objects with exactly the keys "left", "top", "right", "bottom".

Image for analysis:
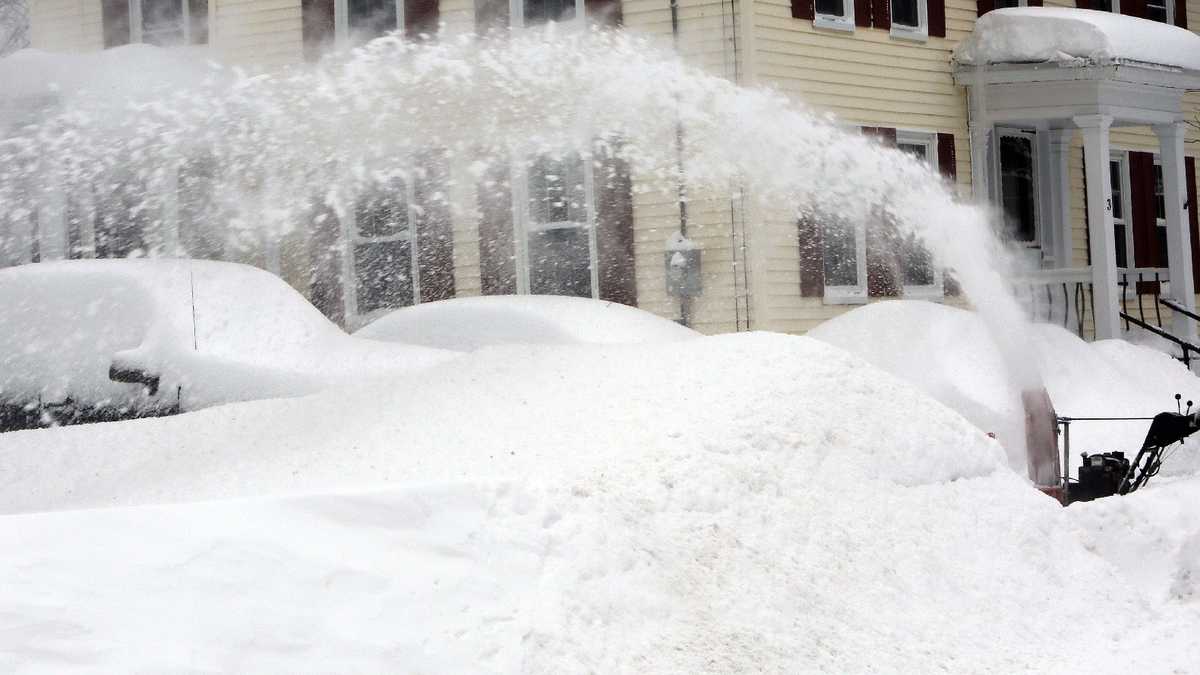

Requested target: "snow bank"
[
  {"left": 953, "top": 7, "right": 1200, "bottom": 71},
  {"left": 0, "top": 260, "right": 453, "bottom": 413},
  {"left": 810, "top": 301, "right": 1200, "bottom": 476},
  {"left": 1, "top": 331, "right": 1198, "bottom": 671},
  {"left": 355, "top": 294, "right": 697, "bottom": 351}
]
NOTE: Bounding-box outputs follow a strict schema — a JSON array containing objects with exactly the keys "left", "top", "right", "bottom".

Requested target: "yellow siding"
[{"left": 29, "top": 0, "right": 103, "bottom": 51}]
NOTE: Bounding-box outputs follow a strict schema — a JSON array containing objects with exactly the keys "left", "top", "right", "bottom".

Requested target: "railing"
[
  {"left": 1012, "top": 267, "right": 1094, "bottom": 339},
  {"left": 1118, "top": 267, "right": 1169, "bottom": 331}
]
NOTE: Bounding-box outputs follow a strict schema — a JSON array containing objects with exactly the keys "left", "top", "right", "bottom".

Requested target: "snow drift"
[
  {"left": 355, "top": 295, "right": 697, "bottom": 351},
  {"left": 1, "top": 332, "right": 1199, "bottom": 671},
  {"left": 954, "top": 7, "right": 1200, "bottom": 71}
]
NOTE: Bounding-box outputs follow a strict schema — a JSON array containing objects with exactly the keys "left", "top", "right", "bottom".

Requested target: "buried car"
[
  {"left": 0, "top": 259, "right": 453, "bottom": 431},
  {"left": 354, "top": 294, "right": 699, "bottom": 351}
]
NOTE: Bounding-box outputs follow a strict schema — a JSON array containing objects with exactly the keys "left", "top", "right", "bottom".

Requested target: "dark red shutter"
[
  {"left": 477, "top": 160, "right": 517, "bottom": 295},
  {"left": 791, "top": 0, "right": 815, "bottom": 20},
  {"left": 415, "top": 150, "right": 456, "bottom": 303},
  {"left": 937, "top": 133, "right": 961, "bottom": 295},
  {"left": 586, "top": 0, "right": 623, "bottom": 26},
  {"left": 594, "top": 146, "right": 638, "bottom": 306},
  {"left": 1027, "top": 0, "right": 1042, "bottom": 6},
  {"left": 798, "top": 216, "right": 825, "bottom": 297},
  {"left": 1177, "top": 0, "right": 1189, "bottom": 28},
  {"left": 102, "top": 0, "right": 131, "bottom": 48},
  {"left": 855, "top": 0, "right": 873, "bottom": 27},
  {"left": 977, "top": 0, "right": 995, "bottom": 15},
  {"left": 302, "top": 0, "right": 335, "bottom": 61},
  {"left": 1121, "top": 0, "right": 1147, "bottom": 18},
  {"left": 1129, "top": 151, "right": 1161, "bottom": 268},
  {"left": 308, "top": 197, "right": 346, "bottom": 325},
  {"left": 862, "top": 127, "right": 900, "bottom": 297},
  {"left": 189, "top": 0, "right": 209, "bottom": 44},
  {"left": 1186, "top": 157, "right": 1199, "bottom": 293},
  {"left": 1075, "top": 0, "right": 1092, "bottom": 8},
  {"left": 405, "top": 0, "right": 440, "bottom": 37},
  {"left": 872, "top": 0, "right": 891, "bottom": 29},
  {"left": 476, "top": 0, "right": 511, "bottom": 31},
  {"left": 929, "top": 0, "right": 946, "bottom": 37}
]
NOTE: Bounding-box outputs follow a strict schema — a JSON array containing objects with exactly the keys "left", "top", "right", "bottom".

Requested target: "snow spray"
[{"left": 0, "top": 28, "right": 1057, "bottom": 481}]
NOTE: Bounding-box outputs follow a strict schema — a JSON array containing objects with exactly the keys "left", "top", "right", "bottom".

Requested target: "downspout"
[{"left": 670, "top": 0, "right": 691, "bottom": 327}]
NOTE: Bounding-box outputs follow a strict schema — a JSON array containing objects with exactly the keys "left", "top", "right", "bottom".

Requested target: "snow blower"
[{"left": 1060, "top": 394, "right": 1200, "bottom": 505}]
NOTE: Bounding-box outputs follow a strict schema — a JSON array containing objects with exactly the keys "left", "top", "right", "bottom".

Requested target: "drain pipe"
[{"left": 669, "top": 0, "right": 692, "bottom": 327}]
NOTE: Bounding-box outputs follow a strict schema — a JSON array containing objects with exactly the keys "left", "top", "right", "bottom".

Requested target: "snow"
[
  {"left": 0, "top": 45, "right": 217, "bottom": 104},
  {"left": 354, "top": 294, "right": 697, "bottom": 351},
  {"left": 810, "top": 300, "right": 1200, "bottom": 477},
  {"left": 1, "top": 331, "right": 1199, "bottom": 671},
  {"left": 953, "top": 7, "right": 1200, "bottom": 72},
  {"left": 0, "top": 260, "right": 453, "bottom": 413}
]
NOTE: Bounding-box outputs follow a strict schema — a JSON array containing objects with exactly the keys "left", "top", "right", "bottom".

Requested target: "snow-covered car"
[
  {"left": 0, "top": 259, "right": 453, "bottom": 431},
  {"left": 354, "top": 294, "right": 699, "bottom": 351}
]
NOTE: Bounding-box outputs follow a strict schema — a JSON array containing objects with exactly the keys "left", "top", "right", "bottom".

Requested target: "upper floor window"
[{"left": 1078, "top": 0, "right": 1178, "bottom": 26}]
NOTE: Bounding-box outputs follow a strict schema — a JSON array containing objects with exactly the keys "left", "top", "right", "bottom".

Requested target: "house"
[{"left": 5, "top": 0, "right": 1200, "bottom": 348}]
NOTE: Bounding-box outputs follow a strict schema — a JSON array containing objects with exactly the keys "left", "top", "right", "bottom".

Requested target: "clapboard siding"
[{"left": 29, "top": 0, "right": 103, "bottom": 51}]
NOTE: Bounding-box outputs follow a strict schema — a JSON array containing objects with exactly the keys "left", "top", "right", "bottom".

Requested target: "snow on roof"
[{"left": 953, "top": 7, "right": 1200, "bottom": 72}]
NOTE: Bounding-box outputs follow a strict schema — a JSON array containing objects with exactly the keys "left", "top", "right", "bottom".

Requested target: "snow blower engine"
[{"left": 1066, "top": 394, "right": 1200, "bottom": 504}]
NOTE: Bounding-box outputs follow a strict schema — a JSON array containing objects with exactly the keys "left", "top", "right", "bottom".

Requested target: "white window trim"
[
  {"left": 510, "top": 0, "right": 588, "bottom": 29},
  {"left": 510, "top": 152, "right": 601, "bottom": 297},
  {"left": 992, "top": 127, "right": 1042, "bottom": 250},
  {"left": 822, "top": 218, "right": 869, "bottom": 305},
  {"left": 342, "top": 177, "right": 423, "bottom": 330},
  {"left": 1110, "top": 152, "right": 1134, "bottom": 271},
  {"left": 889, "top": 0, "right": 928, "bottom": 42},
  {"left": 129, "top": 0, "right": 194, "bottom": 44},
  {"left": 896, "top": 130, "right": 944, "bottom": 300},
  {"left": 334, "top": 0, "right": 408, "bottom": 46},
  {"left": 814, "top": 0, "right": 855, "bottom": 32}
]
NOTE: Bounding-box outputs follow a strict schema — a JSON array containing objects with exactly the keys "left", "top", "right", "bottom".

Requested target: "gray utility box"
[{"left": 665, "top": 249, "right": 702, "bottom": 298}]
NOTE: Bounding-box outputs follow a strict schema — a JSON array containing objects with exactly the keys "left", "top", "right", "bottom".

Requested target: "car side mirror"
[{"left": 109, "top": 363, "right": 160, "bottom": 396}]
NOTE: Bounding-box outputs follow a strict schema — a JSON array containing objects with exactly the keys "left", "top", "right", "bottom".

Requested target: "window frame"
[
  {"left": 334, "top": 0, "right": 407, "bottom": 45},
  {"left": 821, "top": 215, "right": 869, "bottom": 305},
  {"left": 511, "top": 151, "right": 601, "bottom": 297},
  {"left": 510, "top": 0, "right": 587, "bottom": 28},
  {"left": 813, "top": 0, "right": 855, "bottom": 32},
  {"left": 1109, "top": 152, "right": 1133, "bottom": 270},
  {"left": 894, "top": 130, "right": 944, "bottom": 300},
  {"left": 889, "top": 0, "right": 928, "bottom": 41},
  {"left": 343, "top": 176, "right": 423, "bottom": 330},
  {"left": 992, "top": 127, "right": 1042, "bottom": 250},
  {"left": 128, "top": 0, "right": 198, "bottom": 45}
]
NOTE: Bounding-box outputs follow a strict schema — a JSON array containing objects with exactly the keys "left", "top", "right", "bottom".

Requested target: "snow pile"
[
  {"left": 1, "top": 332, "right": 1198, "bottom": 671},
  {"left": 355, "top": 295, "right": 697, "bottom": 351},
  {"left": 0, "top": 260, "right": 453, "bottom": 413},
  {"left": 954, "top": 7, "right": 1200, "bottom": 71},
  {"left": 810, "top": 300, "right": 1200, "bottom": 476}
]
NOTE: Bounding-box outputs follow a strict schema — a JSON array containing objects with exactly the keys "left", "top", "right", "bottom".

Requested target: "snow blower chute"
[{"left": 1059, "top": 394, "right": 1200, "bottom": 505}]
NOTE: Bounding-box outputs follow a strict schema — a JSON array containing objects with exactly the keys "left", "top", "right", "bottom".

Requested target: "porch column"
[
  {"left": 1047, "top": 128, "right": 1074, "bottom": 267},
  {"left": 1154, "top": 122, "right": 1197, "bottom": 343},
  {"left": 968, "top": 85, "right": 992, "bottom": 204},
  {"left": 1074, "top": 114, "right": 1119, "bottom": 340}
]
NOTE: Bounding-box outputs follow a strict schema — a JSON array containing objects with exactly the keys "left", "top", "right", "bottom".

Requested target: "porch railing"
[{"left": 1011, "top": 267, "right": 1172, "bottom": 341}]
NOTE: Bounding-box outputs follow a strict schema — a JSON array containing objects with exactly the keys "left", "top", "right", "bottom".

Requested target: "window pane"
[
  {"left": 355, "top": 239, "right": 414, "bottom": 314},
  {"left": 995, "top": 0, "right": 1021, "bottom": 7},
  {"left": 1154, "top": 164, "right": 1165, "bottom": 222},
  {"left": 142, "top": 0, "right": 185, "bottom": 45},
  {"left": 898, "top": 142, "right": 928, "bottom": 161},
  {"left": 891, "top": 0, "right": 919, "bottom": 27},
  {"left": 902, "top": 233, "right": 934, "bottom": 286},
  {"left": 1145, "top": 0, "right": 1169, "bottom": 22},
  {"left": 822, "top": 220, "right": 858, "bottom": 287},
  {"left": 528, "top": 155, "right": 586, "bottom": 226},
  {"left": 524, "top": 0, "right": 576, "bottom": 25},
  {"left": 1115, "top": 224, "right": 1128, "bottom": 268},
  {"left": 1092, "top": 0, "right": 1113, "bottom": 10},
  {"left": 529, "top": 227, "right": 591, "bottom": 297},
  {"left": 95, "top": 178, "right": 148, "bottom": 258},
  {"left": 348, "top": 0, "right": 398, "bottom": 39},
  {"left": 999, "top": 135, "right": 1036, "bottom": 243},
  {"left": 356, "top": 181, "right": 409, "bottom": 238},
  {"left": 815, "top": 0, "right": 845, "bottom": 16},
  {"left": 1109, "top": 160, "right": 1123, "bottom": 221}
]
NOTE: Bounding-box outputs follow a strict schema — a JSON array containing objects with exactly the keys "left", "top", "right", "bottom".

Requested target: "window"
[
  {"left": 814, "top": 0, "right": 854, "bottom": 31},
  {"left": 514, "top": 0, "right": 585, "bottom": 27},
  {"left": 895, "top": 131, "right": 942, "bottom": 295},
  {"left": 136, "top": 0, "right": 207, "bottom": 45},
  {"left": 1145, "top": 0, "right": 1172, "bottom": 23},
  {"left": 1110, "top": 156, "right": 1131, "bottom": 269},
  {"left": 890, "top": 0, "right": 927, "bottom": 39},
  {"left": 352, "top": 178, "right": 418, "bottom": 320},
  {"left": 522, "top": 154, "right": 597, "bottom": 297},
  {"left": 996, "top": 130, "right": 1038, "bottom": 245},
  {"left": 1154, "top": 159, "right": 1168, "bottom": 264},
  {"left": 348, "top": 0, "right": 399, "bottom": 41},
  {"left": 821, "top": 217, "right": 866, "bottom": 302}
]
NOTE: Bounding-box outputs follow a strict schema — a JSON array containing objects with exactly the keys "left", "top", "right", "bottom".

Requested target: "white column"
[
  {"left": 1034, "top": 123, "right": 1055, "bottom": 267},
  {"left": 1047, "top": 128, "right": 1074, "bottom": 268},
  {"left": 1075, "top": 114, "right": 1119, "bottom": 340},
  {"left": 968, "top": 85, "right": 992, "bottom": 204},
  {"left": 1155, "top": 121, "right": 1197, "bottom": 343}
]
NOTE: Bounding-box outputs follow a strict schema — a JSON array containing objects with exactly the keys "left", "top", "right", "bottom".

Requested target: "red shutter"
[
  {"left": 1129, "top": 151, "right": 1161, "bottom": 269},
  {"left": 929, "top": 0, "right": 946, "bottom": 37},
  {"left": 1121, "top": 0, "right": 1147, "bottom": 18},
  {"left": 936, "top": 133, "right": 961, "bottom": 295},
  {"left": 862, "top": 127, "right": 900, "bottom": 297},
  {"left": 476, "top": 0, "right": 511, "bottom": 31},
  {"left": 302, "top": 0, "right": 335, "bottom": 61},
  {"left": 798, "top": 216, "right": 824, "bottom": 297},
  {"left": 189, "top": 0, "right": 209, "bottom": 44},
  {"left": 1186, "top": 157, "right": 1199, "bottom": 293},
  {"left": 791, "top": 0, "right": 815, "bottom": 20},
  {"left": 872, "top": 0, "right": 891, "bottom": 29},
  {"left": 594, "top": 146, "right": 638, "bottom": 306},
  {"left": 405, "top": 0, "right": 440, "bottom": 37},
  {"left": 586, "top": 0, "right": 623, "bottom": 26},
  {"left": 1177, "top": 0, "right": 1189, "bottom": 28},
  {"left": 308, "top": 197, "right": 346, "bottom": 325},
  {"left": 477, "top": 160, "right": 518, "bottom": 295},
  {"left": 977, "top": 0, "right": 995, "bottom": 15},
  {"left": 415, "top": 150, "right": 456, "bottom": 303},
  {"left": 102, "top": 0, "right": 131, "bottom": 48},
  {"left": 855, "top": 0, "right": 873, "bottom": 27}
]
